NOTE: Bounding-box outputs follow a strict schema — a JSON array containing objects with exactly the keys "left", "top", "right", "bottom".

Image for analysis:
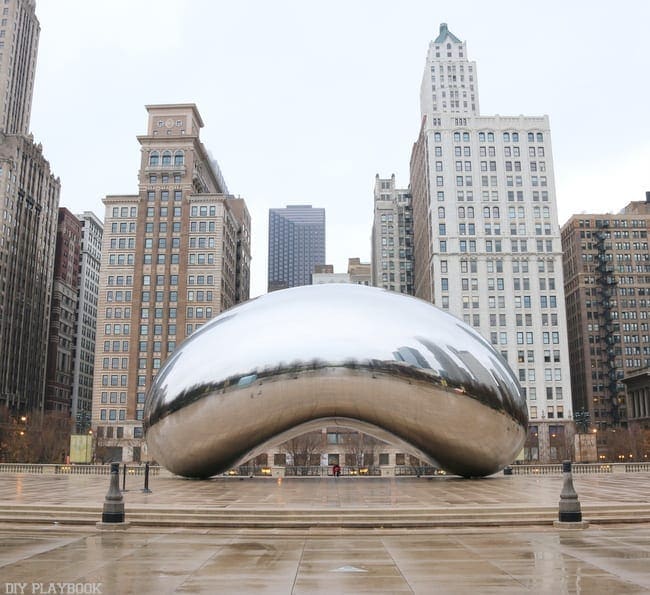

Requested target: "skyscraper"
[
  {"left": 371, "top": 174, "right": 414, "bottom": 294},
  {"left": 0, "top": 0, "right": 60, "bottom": 416},
  {"left": 410, "top": 24, "right": 572, "bottom": 462},
  {"left": 45, "top": 208, "right": 81, "bottom": 415},
  {"left": 0, "top": 136, "right": 59, "bottom": 414},
  {"left": 91, "top": 104, "right": 251, "bottom": 462},
  {"left": 561, "top": 196, "right": 650, "bottom": 431},
  {"left": 267, "top": 205, "right": 325, "bottom": 291},
  {"left": 71, "top": 211, "right": 103, "bottom": 433},
  {"left": 0, "top": 0, "right": 39, "bottom": 136}
]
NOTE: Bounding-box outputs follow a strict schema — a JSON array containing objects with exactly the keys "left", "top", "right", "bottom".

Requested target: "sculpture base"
[
  {"left": 96, "top": 521, "right": 131, "bottom": 531},
  {"left": 553, "top": 520, "right": 589, "bottom": 529}
]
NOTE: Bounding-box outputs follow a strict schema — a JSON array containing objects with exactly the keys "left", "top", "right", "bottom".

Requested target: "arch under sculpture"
[{"left": 144, "top": 284, "right": 527, "bottom": 478}]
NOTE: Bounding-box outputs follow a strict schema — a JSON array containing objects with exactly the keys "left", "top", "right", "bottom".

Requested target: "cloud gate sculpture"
[{"left": 144, "top": 284, "right": 527, "bottom": 478}]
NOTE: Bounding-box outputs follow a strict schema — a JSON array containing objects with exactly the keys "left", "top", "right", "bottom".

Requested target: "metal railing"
[
  {"left": 0, "top": 463, "right": 161, "bottom": 475},
  {"left": 395, "top": 466, "right": 446, "bottom": 476},
  {"left": 507, "top": 462, "right": 650, "bottom": 475},
  {"left": 1, "top": 462, "right": 649, "bottom": 477}
]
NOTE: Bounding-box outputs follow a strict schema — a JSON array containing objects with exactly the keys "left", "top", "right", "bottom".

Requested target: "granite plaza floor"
[
  {"left": 2, "top": 471, "right": 650, "bottom": 509},
  {"left": 0, "top": 473, "right": 649, "bottom": 594}
]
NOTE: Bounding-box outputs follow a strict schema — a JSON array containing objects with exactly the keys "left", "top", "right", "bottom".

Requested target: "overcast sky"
[{"left": 30, "top": 0, "right": 650, "bottom": 298}]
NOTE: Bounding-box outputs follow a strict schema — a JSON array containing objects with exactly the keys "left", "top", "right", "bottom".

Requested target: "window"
[{"left": 149, "top": 152, "right": 159, "bottom": 166}]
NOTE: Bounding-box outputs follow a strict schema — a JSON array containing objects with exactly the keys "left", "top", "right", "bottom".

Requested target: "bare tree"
[
  {"left": 280, "top": 431, "right": 322, "bottom": 467},
  {"left": 619, "top": 424, "right": 650, "bottom": 462},
  {"left": 603, "top": 428, "right": 633, "bottom": 462},
  {"left": 343, "top": 432, "right": 382, "bottom": 468},
  {"left": 0, "top": 408, "right": 72, "bottom": 463}
]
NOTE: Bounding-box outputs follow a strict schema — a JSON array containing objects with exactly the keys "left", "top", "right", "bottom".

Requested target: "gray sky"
[{"left": 31, "top": 0, "right": 650, "bottom": 298}]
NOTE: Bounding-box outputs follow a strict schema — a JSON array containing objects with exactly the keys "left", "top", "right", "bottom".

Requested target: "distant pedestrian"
[{"left": 333, "top": 464, "right": 341, "bottom": 477}]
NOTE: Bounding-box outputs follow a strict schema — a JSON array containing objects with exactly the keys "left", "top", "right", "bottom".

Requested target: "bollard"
[
  {"left": 101, "top": 462, "right": 126, "bottom": 523},
  {"left": 141, "top": 461, "right": 152, "bottom": 494},
  {"left": 121, "top": 463, "right": 129, "bottom": 492},
  {"left": 554, "top": 460, "right": 589, "bottom": 528}
]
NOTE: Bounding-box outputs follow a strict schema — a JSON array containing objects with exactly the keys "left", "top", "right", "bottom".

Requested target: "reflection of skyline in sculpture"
[
  {"left": 392, "top": 346, "right": 431, "bottom": 369},
  {"left": 145, "top": 284, "right": 527, "bottom": 479}
]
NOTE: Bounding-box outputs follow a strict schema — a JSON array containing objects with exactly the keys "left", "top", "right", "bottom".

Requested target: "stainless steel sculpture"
[{"left": 144, "top": 284, "right": 527, "bottom": 478}]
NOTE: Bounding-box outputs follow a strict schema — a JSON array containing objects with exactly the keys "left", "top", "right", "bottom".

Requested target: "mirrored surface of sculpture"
[{"left": 144, "top": 285, "right": 528, "bottom": 478}]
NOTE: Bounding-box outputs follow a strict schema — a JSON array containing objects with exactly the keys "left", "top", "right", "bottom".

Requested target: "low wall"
[{"left": 0, "top": 462, "right": 649, "bottom": 476}]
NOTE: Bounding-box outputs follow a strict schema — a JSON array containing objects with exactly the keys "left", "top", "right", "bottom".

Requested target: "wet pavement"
[
  {"left": 1, "top": 473, "right": 650, "bottom": 593},
  {"left": 1, "top": 524, "right": 650, "bottom": 594},
  {"left": 1, "top": 472, "right": 650, "bottom": 509}
]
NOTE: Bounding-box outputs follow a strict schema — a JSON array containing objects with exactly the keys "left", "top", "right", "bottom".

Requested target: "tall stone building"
[
  {"left": 71, "top": 211, "right": 103, "bottom": 432},
  {"left": 228, "top": 198, "right": 251, "bottom": 303},
  {"left": 0, "top": 135, "right": 59, "bottom": 414},
  {"left": 0, "top": 0, "right": 60, "bottom": 416},
  {"left": 0, "top": 0, "right": 39, "bottom": 136},
  {"left": 409, "top": 24, "right": 572, "bottom": 462},
  {"left": 92, "top": 104, "right": 251, "bottom": 462},
  {"left": 561, "top": 196, "right": 650, "bottom": 430},
  {"left": 267, "top": 205, "right": 325, "bottom": 291},
  {"left": 371, "top": 174, "right": 414, "bottom": 293},
  {"left": 45, "top": 208, "right": 81, "bottom": 414}
]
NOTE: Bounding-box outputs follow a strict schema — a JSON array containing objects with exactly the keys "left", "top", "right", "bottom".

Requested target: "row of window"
[
  {"left": 103, "top": 341, "right": 129, "bottom": 352},
  {"left": 517, "top": 368, "right": 563, "bottom": 382},
  {"left": 110, "top": 222, "right": 136, "bottom": 234},
  {"left": 99, "top": 392, "right": 127, "bottom": 404},
  {"left": 111, "top": 207, "right": 137, "bottom": 218},
  {"left": 139, "top": 323, "right": 177, "bottom": 336},
  {"left": 435, "top": 175, "right": 549, "bottom": 188},
  {"left": 436, "top": 131, "right": 545, "bottom": 143},
  {"left": 139, "top": 341, "right": 175, "bottom": 354},
  {"left": 437, "top": 190, "right": 550, "bottom": 202},
  {"left": 437, "top": 146, "right": 546, "bottom": 158},
  {"left": 438, "top": 160, "right": 547, "bottom": 172},
  {"left": 102, "top": 358, "right": 128, "bottom": 370},
  {"left": 141, "top": 307, "right": 177, "bottom": 319},
  {"left": 439, "top": 223, "right": 554, "bottom": 236},
  {"left": 95, "top": 425, "right": 143, "bottom": 437},
  {"left": 109, "top": 238, "right": 136, "bottom": 249},
  {"left": 578, "top": 218, "right": 647, "bottom": 229},
  {"left": 147, "top": 189, "right": 182, "bottom": 202},
  {"left": 438, "top": 238, "right": 556, "bottom": 254},
  {"left": 148, "top": 151, "right": 184, "bottom": 167},
  {"left": 105, "top": 307, "right": 131, "bottom": 319},
  {"left": 101, "top": 375, "right": 128, "bottom": 387},
  {"left": 441, "top": 258, "right": 555, "bottom": 275},
  {"left": 529, "top": 405, "right": 564, "bottom": 419},
  {"left": 107, "top": 274, "right": 214, "bottom": 287},
  {"left": 98, "top": 409, "right": 126, "bottom": 421},
  {"left": 149, "top": 173, "right": 181, "bottom": 184},
  {"left": 145, "top": 221, "right": 181, "bottom": 233},
  {"left": 454, "top": 311, "right": 560, "bottom": 329},
  {"left": 104, "top": 324, "right": 130, "bottom": 336},
  {"left": 146, "top": 206, "right": 182, "bottom": 218}
]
